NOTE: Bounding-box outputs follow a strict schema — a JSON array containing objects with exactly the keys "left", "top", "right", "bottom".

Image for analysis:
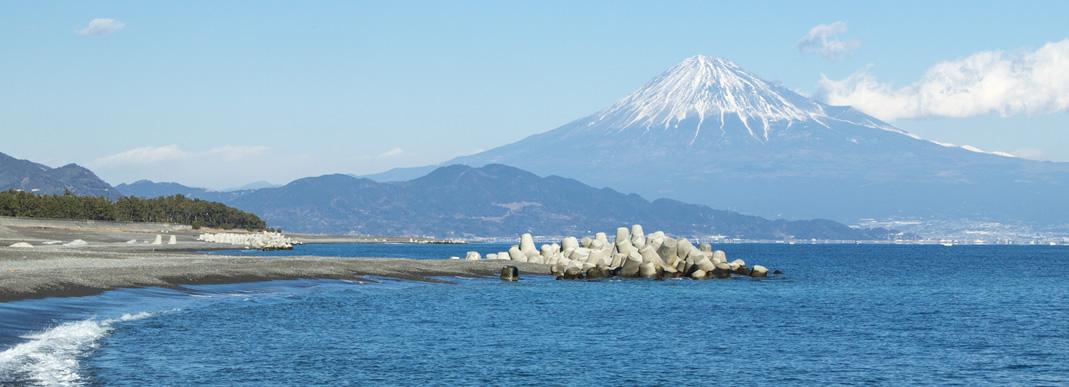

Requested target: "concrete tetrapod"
[
  {"left": 492, "top": 224, "right": 776, "bottom": 281},
  {"left": 500, "top": 266, "right": 520, "bottom": 281}
]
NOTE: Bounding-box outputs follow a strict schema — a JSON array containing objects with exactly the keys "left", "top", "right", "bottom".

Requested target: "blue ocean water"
[
  {"left": 2, "top": 244, "right": 1068, "bottom": 385},
  {"left": 204, "top": 242, "right": 514, "bottom": 259}
]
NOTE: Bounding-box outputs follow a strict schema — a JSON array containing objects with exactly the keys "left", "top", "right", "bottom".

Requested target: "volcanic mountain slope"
[
  {"left": 0, "top": 152, "right": 121, "bottom": 199},
  {"left": 229, "top": 163, "right": 890, "bottom": 240},
  {"left": 370, "top": 55, "right": 1069, "bottom": 226}
]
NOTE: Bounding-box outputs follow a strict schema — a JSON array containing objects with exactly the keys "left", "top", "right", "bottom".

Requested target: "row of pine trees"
[{"left": 0, "top": 190, "right": 266, "bottom": 230}]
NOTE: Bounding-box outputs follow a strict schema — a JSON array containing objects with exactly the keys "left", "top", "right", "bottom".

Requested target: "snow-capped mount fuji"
[
  {"left": 569, "top": 55, "right": 912, "bottom": 146},
  {"left": 590, "top": 55, "right": 827, "bottom": 142},
  {"left": 370, "top": 55, "right": 1069, "bottom": 227}
]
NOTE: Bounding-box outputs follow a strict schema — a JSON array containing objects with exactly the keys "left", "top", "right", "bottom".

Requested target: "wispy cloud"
[
  {"left": 798, "top": 21, "right": 859, "bottom": 59},
  {"left": 817, "top": 39, "right": 1069, "bottom": 120},
  {"left": 91, "top": 145, "right": 269, "bottom": 168},
  {"left": 76, "top": 18, "right": 125, "bottom": 36},
  {"left": 91, "top": 145, "right": 187, "bottom": 167},
  {"left": 376, "top": 147, "right": 404, "bottom": 159}
]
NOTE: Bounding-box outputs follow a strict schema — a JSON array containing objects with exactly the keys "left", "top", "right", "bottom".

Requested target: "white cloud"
[
  {"left": 798, "top": 21, "right": 859, "bottom": 59},
  {"left": 91, "top": 145, "right": 188, "bottom": 167},
  {"left": 818, "top": 39, "right": 1069, "bottom": 121},
  {"left": 76, "top": 18, "right": 125, "bottom": 36},
  {"left": 377, "top": 147, "right": 404, "bottom": 158},
  {"left": 91, "top": 145, "right": 269, "bottom": 168}
]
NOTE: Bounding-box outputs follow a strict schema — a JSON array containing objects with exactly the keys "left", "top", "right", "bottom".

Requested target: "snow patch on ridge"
[{"left": 928, "top": 140, "right": 1018, "bottom": 158}]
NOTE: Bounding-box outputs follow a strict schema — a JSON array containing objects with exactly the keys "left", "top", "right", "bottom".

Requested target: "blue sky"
[{"left": 2, "top": 1, "right": 1067, "bottom": 188}]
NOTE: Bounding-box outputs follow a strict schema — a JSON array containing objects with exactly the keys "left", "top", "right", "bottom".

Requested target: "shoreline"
[
  {"left": 0, "top": 248, "right": 550, "bottom": 303},
  {"left": 3, "top": 216, "right": 1064, "bottom": 303},
  {"left": 0, "top": 217, "right": 550, "bottom": 303}
]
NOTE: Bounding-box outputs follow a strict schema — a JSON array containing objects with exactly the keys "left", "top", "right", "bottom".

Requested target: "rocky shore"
[{"left": 465, "top": 224, "right": 773, "bottom": 280}]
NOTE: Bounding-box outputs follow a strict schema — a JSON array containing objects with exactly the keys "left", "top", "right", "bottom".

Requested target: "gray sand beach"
[{"left": 0, "top": 217, "right": 548, "bottom": 302}]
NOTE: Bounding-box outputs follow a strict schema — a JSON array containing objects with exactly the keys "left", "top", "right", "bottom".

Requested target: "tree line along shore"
[{"left": 0, "top": 190, "right": 266, "bottom": 231}]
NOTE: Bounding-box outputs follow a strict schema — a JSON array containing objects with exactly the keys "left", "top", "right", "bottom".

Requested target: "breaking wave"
[{"left": 0, "top": 312, "right": 153, "bottom": 386}]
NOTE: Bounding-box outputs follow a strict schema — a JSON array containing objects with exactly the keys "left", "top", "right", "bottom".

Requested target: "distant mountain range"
[
  {"left": 222, "top": 180, "right": 280, "bottom": 191},
  {"left": 114, "top": 180, "right": 253, "bottom": 204},
  {"left": 368, "top": 55, "right": 1069, "bottom": 227},
  {"left": 8, "top": 150, "right": 883, "bottom": 239},
  {"left": 0, "top": 152, "right": 120, "bottom": 199},
  {"left": 119, "top": 164, "right": 892, "bottom": 240}
]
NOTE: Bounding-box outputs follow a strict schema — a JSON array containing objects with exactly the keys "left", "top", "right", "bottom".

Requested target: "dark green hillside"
[{"left": 0, "top": 190, "right": 266, "bottom": 230}]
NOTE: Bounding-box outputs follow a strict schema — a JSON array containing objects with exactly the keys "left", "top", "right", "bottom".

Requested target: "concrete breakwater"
[
  {"left": 197, "top": 231, "right": 297, "bottom": 250},
  {"left": 461, "top": 224, "right": 771, "bottom": 280}
]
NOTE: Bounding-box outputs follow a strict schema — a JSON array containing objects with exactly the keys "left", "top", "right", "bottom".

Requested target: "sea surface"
[
  {"left": 2, "top": 244, "right": 1068, "bottom": 385},
  {"left": 204, "top": 242, "right": 515, "bottom": 259}
]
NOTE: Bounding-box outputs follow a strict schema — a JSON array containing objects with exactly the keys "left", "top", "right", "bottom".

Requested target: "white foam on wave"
[{"left": 0, "top": 312, "right": 153, "bottom": 386}]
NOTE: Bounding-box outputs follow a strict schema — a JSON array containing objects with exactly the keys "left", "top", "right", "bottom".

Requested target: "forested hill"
[
  {"left": 0, "top": 190, "right": 266, "bottom": 230},
  {"left": 0, "top": 151, "right": 121, "bottom": 199}
]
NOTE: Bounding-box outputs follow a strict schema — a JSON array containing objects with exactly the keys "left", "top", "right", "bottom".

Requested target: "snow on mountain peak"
[{"left": 589, "top": 55, "right": 829, "bottom": 141}]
